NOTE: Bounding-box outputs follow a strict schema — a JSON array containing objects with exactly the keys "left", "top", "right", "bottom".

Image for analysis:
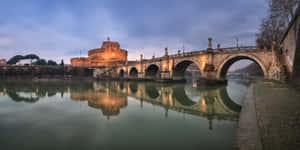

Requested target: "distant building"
[
  {"left": 0, "top": 59, "right": 6, "bottom": 66},
  {"left": 71, "top": 38, "right": 128, "bottom": 67}
]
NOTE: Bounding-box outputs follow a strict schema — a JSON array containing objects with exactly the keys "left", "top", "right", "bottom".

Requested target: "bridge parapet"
[
  {"left": 168, "top": 50, "right": 205, "bottom": 58},
  {"left": 220, "top": 46, "right": 258, "bottom": 53},
  {"left": 123, "top": 46, "right": 259, "bottom": 63}
]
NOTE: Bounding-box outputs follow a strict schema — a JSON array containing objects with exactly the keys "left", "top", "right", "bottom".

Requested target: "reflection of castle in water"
[
  {"left": 0, "top": 81, "right": 242, "bottom": 122},
  {"left": 71, "top": 84, "right": 128, "bottom": 117}
]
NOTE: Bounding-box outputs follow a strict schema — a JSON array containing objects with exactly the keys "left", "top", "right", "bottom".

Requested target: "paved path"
[
  {"left": 254, "top": 82, "right": 300, "bottom": 150},
  {"left": 237, "top": 84, "right": 263, "bottom": 150}
]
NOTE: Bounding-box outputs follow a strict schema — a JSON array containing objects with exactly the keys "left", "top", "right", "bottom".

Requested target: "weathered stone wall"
[
  {"left": 292, "top": 19, "right": 300, "bottom": 86},
  {"left": 281, "top": 14, "right": 300, "bottom": 77},
  {"left": 281, "top": 8, "right": 300, "bottom": 85}
]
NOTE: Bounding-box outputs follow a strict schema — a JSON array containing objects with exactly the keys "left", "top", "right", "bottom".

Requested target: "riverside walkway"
[{"left": 238, "top": 81, "right": 300, "bottom": 150}]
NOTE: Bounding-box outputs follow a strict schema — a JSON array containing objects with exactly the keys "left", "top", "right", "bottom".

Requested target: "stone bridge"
[{"left": 94, "top": 38, "right": 283, "bottom": 83}]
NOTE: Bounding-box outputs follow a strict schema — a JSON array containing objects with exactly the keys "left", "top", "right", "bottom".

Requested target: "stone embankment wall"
[
  {"left": 281, "top": 7, "right": 300, "bottom": 86},
  {"left": 0, "top": 66, "right": 93, "bottom": 79},
  {"left": 292, "top": 20, "right": 300, "bottom": 86}
]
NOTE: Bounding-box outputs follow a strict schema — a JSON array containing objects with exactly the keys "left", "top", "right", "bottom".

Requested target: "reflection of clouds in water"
[
  {"left": 226, "top": 80, "right": 249, "bottom": 105},
  {"left": 184, "top": 84, "right": 201, "bottom": 103}
]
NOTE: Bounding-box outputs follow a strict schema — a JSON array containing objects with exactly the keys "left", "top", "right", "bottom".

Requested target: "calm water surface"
[{"left": 0, "top": 80, "right": 249, "bottom": 150}]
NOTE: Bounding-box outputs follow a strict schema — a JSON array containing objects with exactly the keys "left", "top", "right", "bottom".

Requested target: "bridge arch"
[
  {"left": 173, "top": 60, "right": 203, "bottom": 79},
  {"left": 129, "top": 82, "right": 138, "bottom": 94},
  {"left": 217, "top": 54, "right": 267, "bottom": 79},
  {"left": 172, "top": 86, "right": 197, "bottom": 106},
  {"left": 119, "top": 81, "right": 124, "bottom": 90},
  {"left": 218, "top": 86, "right": 242, "bottom": 113},
  {"left": 129, "top": 67, "right": 138, "bottom": 78},
  {"left": 145, "top": 64, "right": 160, "bottom": 79},
  {"left": 145, "top": 85, "right": 160, "bottom": 99},
  {"left": 119, "top": 69, "right": 125, "bottom": 78}
]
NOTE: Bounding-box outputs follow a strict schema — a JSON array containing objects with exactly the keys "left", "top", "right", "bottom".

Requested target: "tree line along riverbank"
[{"left": 0, "top": 66, "right": 93, "bottom": 79}]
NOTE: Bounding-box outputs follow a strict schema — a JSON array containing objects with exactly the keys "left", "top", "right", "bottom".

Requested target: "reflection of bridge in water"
[
  {"left": 0, "top": 81, "right": 242, "bottom": 122},
  {"left": 108, "top": 81, "right": 242, "bottom": 121},
  {"left": 70, "top": 81, "right": 242, "bottom": 121}
]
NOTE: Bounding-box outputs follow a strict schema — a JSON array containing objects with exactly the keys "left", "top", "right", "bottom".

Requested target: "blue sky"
[{"left": 0, "top": 0, "right": 268, "bottom": 64}]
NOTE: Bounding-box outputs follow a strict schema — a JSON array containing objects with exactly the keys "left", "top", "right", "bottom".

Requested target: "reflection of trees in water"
[{"left": 0, "top": 81, "right": 94, "bottom": 103}]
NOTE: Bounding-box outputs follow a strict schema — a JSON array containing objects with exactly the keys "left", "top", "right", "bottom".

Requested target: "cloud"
[
  {"left": 0, "top": 37, "right": 13, "bottom": 46},
  {"left": 0, "top": 0, "right": 268, "bottom": 63}
]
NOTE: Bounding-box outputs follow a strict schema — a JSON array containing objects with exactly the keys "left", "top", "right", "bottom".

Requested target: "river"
[{"left": 0, "top": 80, "right": 250, "bottom": 150}]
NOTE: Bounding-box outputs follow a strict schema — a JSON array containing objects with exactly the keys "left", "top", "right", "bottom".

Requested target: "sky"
[{"left": 0, "top": 0, "right": 268, "bottom": 65}]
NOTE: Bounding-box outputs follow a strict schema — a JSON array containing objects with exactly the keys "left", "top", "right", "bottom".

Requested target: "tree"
[
  {"left": 269, "top": 0, "right": 299, "bottom": 25},
  {"left": 33, "top": 59, "right": 47, "bottom": 66},
  {"left": 47, "top": 60, "right": 57, "bottom": 66},
  {"left": 7, "top": 54, "right": 40, "bottom": 65},
  {"left": 60, "top": 60, "right": 64, "bottom": 66},
  {"left": 24, "top": 54, "right": 39, "bottom": 65},
  {"left": 256, "top": 0, "right": 299, "bottom": 48},
  {"left": 256, "top": 15, "right": 285, "bottom": 48},
  {"left": 7, "top": 55, "right": 24, "bottom": 65}
]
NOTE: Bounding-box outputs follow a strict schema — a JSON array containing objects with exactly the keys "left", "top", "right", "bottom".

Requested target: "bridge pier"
[
  {"left": 160, "top": 71, "right": 172, "bottom": 80},
  {"left": 198, "top": 70, "right": 228, "bottom": 86},
  {"left": 197, "top": 78, "right": 228, "bottom": 86},
  {"left": 137, "top": 72, "right": 144, "bottom": 79}
]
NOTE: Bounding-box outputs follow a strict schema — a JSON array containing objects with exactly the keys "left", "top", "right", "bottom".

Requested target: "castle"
[{"left": 71, "top": 38, "right": 128, "bottom": 67}]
